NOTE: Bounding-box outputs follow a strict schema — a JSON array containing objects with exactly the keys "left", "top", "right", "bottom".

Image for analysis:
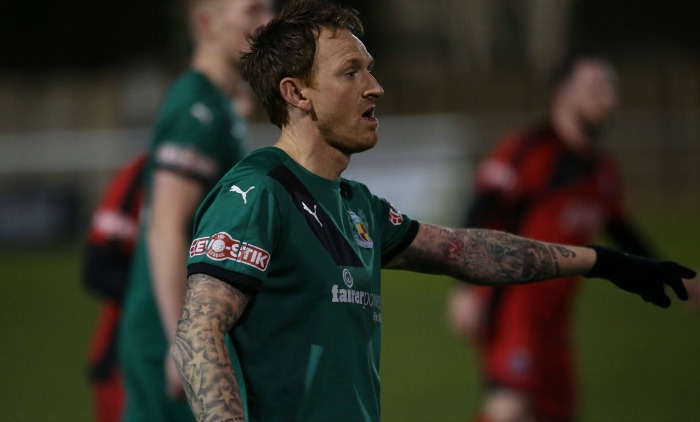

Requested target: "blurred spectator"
[{"left": 448, "top": 55, "right": 657, "bottom": 422}]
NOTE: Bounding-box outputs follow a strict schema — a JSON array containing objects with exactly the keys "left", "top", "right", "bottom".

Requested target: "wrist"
[{"left": 585, "top": 245, "right": 625, "bottom": 279}]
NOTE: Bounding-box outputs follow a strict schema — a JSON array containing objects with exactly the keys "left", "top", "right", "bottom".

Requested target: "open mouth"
[{"left": 362, "top": 107, "right": 376, "bottom": 120}]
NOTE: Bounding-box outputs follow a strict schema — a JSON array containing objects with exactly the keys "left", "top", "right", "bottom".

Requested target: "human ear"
[{"left": 279, "top": 77, "right": 311, "bottom": 113}]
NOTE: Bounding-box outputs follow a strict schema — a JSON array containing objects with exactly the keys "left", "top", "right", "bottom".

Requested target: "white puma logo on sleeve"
[{"left": 230, "top": 185, "right": 255, "bottom": 204}]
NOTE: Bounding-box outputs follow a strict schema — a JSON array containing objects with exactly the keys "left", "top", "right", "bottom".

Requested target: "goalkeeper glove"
[{"left": 585, "top": 245, "right": 695, "bottom": 308}]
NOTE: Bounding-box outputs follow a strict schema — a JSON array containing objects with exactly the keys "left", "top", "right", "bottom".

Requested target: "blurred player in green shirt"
[{"left": 117, "top": 1, "right": 272, "bottom": 421}]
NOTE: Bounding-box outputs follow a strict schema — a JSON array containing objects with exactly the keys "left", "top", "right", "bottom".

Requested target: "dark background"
[{"left": 3, "top": 1, "right": 698, "bottom": 69}]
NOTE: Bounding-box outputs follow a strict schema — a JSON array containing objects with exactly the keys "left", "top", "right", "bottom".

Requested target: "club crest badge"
[{"left": 347, "top": 209, "right": 373, "bottom": 248}]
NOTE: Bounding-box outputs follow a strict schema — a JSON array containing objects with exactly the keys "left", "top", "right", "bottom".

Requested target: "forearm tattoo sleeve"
[
  {"left": 170, "top": 273, "right": 250, "bottom": 422},
  {"left": 389, "top": 223, "right": 578, "bottom": 285}
]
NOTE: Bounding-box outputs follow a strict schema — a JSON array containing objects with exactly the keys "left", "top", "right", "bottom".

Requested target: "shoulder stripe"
[{"left": 268, "top": 165, "right": 362, "bottom": 267}]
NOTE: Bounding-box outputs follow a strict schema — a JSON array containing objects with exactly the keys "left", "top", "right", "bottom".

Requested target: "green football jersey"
[
  {"left": 188, "top": 147, "right": 419, "bottom": 422},
  {"left": 121, "top": 69, "right": 249, "bottom": 357}
]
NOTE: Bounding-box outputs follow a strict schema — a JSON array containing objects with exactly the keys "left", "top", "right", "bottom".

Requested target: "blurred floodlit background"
[
  {"left": 1, "top": 1, "right": 699, "bottom": 421},
  {"left": 1, "top": 0, "right": 698, "bottom": 235}
]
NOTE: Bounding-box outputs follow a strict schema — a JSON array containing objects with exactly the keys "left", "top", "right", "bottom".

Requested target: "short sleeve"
[
  {"left": 152, "top": 100, "right": 242, "bottom": 184},
  {"left": 371, "top": 197, "right": 419, "bottom": 266},
  {"left": 187, "top": 177, "right": 279, "bottom": 292},
  {"left": 474, "top": 134, "right": 524, "bottom": 196}
]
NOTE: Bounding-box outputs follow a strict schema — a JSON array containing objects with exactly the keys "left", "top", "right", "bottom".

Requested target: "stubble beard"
[{"left": 319, "top": 122, "right": 378, "bottom": 156}]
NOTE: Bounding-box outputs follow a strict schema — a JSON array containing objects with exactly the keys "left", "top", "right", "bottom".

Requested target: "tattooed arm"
[
  {"left": 169, "top": 273, "right": 251, "bottom": 422},
  {"left": 385, "top": 223, "right": 595, "bottom": 285}
]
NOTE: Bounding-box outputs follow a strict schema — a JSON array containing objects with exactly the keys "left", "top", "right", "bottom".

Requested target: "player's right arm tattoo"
[
  {"left": 169, "top": 273, "right": 251, "bottom": 422},
  {"left": 386, "top": 223, "right": 591, "bottom": 285}
]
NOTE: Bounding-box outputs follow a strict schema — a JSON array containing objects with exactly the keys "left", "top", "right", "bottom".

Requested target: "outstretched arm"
[
  {"left": 169, "top": 273, "right": 251, "bottom": 421},
  {"left": 386, "top": 223, "right": 695, "bottom": 307},
  {"left": 385, "top": 223, "right": 595, "bottom": 285}
]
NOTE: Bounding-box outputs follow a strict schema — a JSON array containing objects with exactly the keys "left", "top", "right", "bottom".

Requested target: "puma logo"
[
  {"left": 302, "top": 202, "right": 322, "bottom": 227},
  {"left": 230, "top": 185, "right": 255, "bottom": 204}
]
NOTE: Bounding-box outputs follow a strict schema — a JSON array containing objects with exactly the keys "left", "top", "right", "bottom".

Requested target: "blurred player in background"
[
  {"left": 116, "top": 0, "right": 273, "bottom": 421},
  {"left": 448, "top": 56, "right": 659, "bottom": 422},
  {"left": 84, "top": 152, "right": 146, "bottom": 422}
]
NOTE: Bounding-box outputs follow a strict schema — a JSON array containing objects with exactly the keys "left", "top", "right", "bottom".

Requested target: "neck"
[
  {"left": 191, "top": 47, "right": 241, "bottom": 96},
  {"left": 274, "top": 127, "right": 350, "bottom": 181}
]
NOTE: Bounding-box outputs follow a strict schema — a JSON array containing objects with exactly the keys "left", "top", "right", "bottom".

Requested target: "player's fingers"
[
  {"left": 648, "top": 295, "right": 671, "bottom": 308},
  {"left": 640, "top": 284, "right": 671, "bottom": 308},
  {"left": 661, "top": 261, "right": 697, "bottom": 280},
  {"left": 666, "top": 278, "right": 689, "bottom": 301}
]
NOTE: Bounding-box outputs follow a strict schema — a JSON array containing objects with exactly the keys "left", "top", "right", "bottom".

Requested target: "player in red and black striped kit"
[
  {"left": 449, "top": 56, "right": 656, "bottom": 422},
  {"left": 83, "top": 153, "right": 146, "bottom": 422}
]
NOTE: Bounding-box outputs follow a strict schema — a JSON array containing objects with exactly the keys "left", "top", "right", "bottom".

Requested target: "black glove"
[{"left": 585, "top": 245, "right": 696, "bottom": 308}]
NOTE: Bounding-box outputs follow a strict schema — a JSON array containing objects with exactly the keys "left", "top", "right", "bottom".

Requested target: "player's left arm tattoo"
[
  {"left": 385, "top": 223, "right": 587, "bottom": 286},
  {"left": 169, "top": 273, "right": 250, "bottom": 422}
]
